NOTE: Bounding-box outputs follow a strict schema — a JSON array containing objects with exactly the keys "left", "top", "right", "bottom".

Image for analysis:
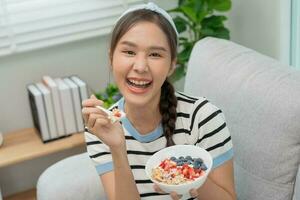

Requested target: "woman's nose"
[{"left": 133, "top": 55, "right": 148, "bottom": 73}]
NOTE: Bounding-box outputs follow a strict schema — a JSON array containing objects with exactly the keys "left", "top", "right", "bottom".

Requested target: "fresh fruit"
[{"left": 151, "top": 156, "right": 208, "bottom": 185}]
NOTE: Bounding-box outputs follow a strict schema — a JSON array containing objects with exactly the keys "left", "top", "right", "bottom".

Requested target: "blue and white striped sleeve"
[
  {"left": 84, "top": 131, "right": 114, "bottom": 175},
  {"left": 195, "top": 101, "right": 234, "bottom": 169}
]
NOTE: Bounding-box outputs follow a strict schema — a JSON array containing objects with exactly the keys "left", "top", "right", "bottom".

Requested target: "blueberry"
[
  {"left": 177, "top": 161, "right": 184, "bottom": 166},
  {"left": 194, "top": 160, "right": 201, "bottom": 165},
  {"left": 194, "top": 158, "right": 203, "bottom": 164},
  {"left": 185, "top": 156, "right": 192, "bottom": 161},
  {"left": 179, "top": 156, "right": 184, "bottom": 160},
  {"left": 200, "top": 164, "right": 208, "bottom": 170},
  {"left": 170, "top": 156, "right": 176, "bottom": 161},
  {"left": 193, "top": 162, "right": 201, "bottom": 169}
]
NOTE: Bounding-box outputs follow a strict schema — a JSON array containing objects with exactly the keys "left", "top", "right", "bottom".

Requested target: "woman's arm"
[
  {"left": 100, "top": 148, "right": 141, "bottom": 200},
  {"left": 196, "top": 159, "right": 236, "bottom": 200},
  {"left": 83, "top": 96, "right": 140, "bottom": 200}
]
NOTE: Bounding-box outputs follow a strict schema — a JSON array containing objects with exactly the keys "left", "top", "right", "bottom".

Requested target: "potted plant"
[
  {"left": 168, "top": 0, "right": 232, "bottom": 82},
  {"left": 94, "top": 83, "right": 122, "bottom": 108}
]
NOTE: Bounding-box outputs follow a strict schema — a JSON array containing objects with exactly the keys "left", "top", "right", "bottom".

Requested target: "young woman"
[{"left": 82, "top": 2, "right": 236, "bottom": 200}]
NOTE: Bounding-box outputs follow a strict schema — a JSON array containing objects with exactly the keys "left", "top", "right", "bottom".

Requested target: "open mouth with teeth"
[{"left": 126, "top": 78, "right": 152, "bottom": 89}]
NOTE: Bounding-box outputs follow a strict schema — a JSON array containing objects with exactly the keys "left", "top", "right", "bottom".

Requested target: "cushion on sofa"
[
  {"left": 37, "top": 153, "right": 105, "bottom": 200},
  {"left": 184, "top": 37, "right": 300, "bottom": 200}
]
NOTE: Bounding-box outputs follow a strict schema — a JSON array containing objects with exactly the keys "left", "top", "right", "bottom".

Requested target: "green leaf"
[
  {"left": 93, "top": 83, "right": 121, "bottom": 108},
  {"left": 178, "top": 0, "right": 186, "bottom": 6},
  {"left": 200, "top": 27, "right": 230, "bottom": 39},
  {"left": 167, "top": 7, "right": 183, "bottom": 14},
  {"left": 212, "top": 0, "right": 232, "bottom": 11},
  {"left": 94, "top": 93, "right": 102, "bottom": 100},
  {"left": 180, "top": 5, "right": 197, "bottom": 22},
  {"left": 178, "top": 0, "right": 207, "bottom": 22},
  {"left": 103, "top": 102, "right": 110, "bottom": 109},
  {"left": 194, "top": 0, "right": 209, "bottom": 22},
  {"left": 201, "top": 15, "right": 227, "bottom": 29},
  {"left": 173, "top": 16, "right": 188, "bottom": 33},
  {"left": 200, "top": 28, "right": 215, "bottom": 36},
  {"left": 213, "top": 27, "right": 230, "bottom": 39},
  {"left": 178, "top": 44, "right": 193, "bottom": 65}
]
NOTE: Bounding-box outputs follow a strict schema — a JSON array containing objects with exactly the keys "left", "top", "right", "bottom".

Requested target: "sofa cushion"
[
  {"left": 37, "top": 153, "right": 106, "bottom": 200},
  {"left": 184, "top": 37, "right": 300, "bottom": 200}
]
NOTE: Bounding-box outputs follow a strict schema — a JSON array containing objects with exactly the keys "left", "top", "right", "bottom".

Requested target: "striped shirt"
[{"left": 85, "top": 92, "right": 233, "bottom": 200}]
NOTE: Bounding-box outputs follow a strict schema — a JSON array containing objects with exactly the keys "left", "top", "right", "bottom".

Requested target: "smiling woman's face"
[{"left": 111, "top": 21, "right": 175, "bottom": 108}]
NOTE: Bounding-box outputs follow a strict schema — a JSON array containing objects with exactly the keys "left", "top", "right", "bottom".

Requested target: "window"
[
  {"left": 0, "top": 0, "right": 144, "bottom": 57},
  {"left": 291, "top": 0, "right": 300, "bottom": 69}
]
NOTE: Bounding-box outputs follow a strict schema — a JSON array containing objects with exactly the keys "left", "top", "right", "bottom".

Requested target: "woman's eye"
[
  {"left": 150, "top": 52, "right": 161, "bottom": 57},
  {"left": 123, "top": 50, "right": 135, "bottom": 55}
]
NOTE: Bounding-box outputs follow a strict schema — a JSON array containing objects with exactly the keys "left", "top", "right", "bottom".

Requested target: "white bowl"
[{"left": 145, "top": 145, "right": 213, "bottom": 195}]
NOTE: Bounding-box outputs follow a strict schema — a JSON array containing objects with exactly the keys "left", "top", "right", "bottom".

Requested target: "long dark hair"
[{"left": 110, "top": 9, "right": 178, "bottom": 146}]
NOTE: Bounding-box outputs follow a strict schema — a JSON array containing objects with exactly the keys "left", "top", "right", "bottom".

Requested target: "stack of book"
[{"left": 27, "top": 75, "right": 89, "bottom": 142}]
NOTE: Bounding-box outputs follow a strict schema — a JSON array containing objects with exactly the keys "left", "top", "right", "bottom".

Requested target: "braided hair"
[{"left": 160, "top": 80, "right": 177, "bottom": 147}]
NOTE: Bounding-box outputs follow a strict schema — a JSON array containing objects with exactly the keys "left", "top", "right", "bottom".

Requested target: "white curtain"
[{"left": 0, "top": 0, "right": 145, "bottom": 57}]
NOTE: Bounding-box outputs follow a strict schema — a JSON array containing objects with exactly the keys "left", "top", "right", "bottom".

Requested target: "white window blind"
[{"left": 0, "top": 0, "right": 145, "bottom": 57}]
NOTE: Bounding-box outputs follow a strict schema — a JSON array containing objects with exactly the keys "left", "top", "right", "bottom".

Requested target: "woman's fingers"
[
  {"left": 82, "top": 107, "right": 109, "bottom": 125},
  {"left": 82, "top": 95, "right": 103, "bottom": 108},
  {"left": 82, "top": 107, "right": 90, "bottom": 125},
  {"left": 87, "top": 114, "right": 110, "bottom": 129},
  {"left": 93, "top": 117, "right": 111, "bottom": 130},
  {"left": 189, "top": 188, "right": 198, "bottom": 198},
  {"left": 153, "top": 184, "right": 167, "bottom": 194},
  {"left": 153, "top": 185, "right": 182, "bottom": 200},
  {"left": 82, "top": 107, "right": 97, "bottom": 125},
  {"left": 170, "top": 191, "right": 182, "bottom": 200},
  {"left": 87, "top": 113, "right": 100, "bottom": 128}
]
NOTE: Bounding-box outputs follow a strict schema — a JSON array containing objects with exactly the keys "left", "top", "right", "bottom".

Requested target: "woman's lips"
[{"left": 126, "top": 78, "right": 152, "bottom": 94}]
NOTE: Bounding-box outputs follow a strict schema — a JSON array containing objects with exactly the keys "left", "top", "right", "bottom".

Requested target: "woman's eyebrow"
[{"left": 120, "top": 41, "right": 167, "bottom": 52}]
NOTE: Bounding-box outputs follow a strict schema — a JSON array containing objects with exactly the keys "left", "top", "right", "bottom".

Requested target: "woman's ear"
[{"left": 167, "top": 59, "right": 177, "bottom": 77}]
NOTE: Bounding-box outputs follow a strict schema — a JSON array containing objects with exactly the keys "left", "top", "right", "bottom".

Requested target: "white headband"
[{"left": 118, "top": 2, "right": 179, "bottom": 37}]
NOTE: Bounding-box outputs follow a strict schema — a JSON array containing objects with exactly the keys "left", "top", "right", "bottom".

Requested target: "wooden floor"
[{"left": 4, "top": 189, "right": 36, "bottom": 200}]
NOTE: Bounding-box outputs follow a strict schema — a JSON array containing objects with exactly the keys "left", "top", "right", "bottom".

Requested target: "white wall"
[{"left": 227, "top": 0, "right": 290, "bottom": 65}]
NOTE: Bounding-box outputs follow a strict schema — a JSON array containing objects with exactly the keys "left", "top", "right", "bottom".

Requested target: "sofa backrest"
[{"left": 184, "top": 37, "right": 300, "bottom": 200}]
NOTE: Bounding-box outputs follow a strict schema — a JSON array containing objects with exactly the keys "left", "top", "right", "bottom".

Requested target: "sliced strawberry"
[
  {"left": 182, "top": 168, "right": 188, "bottom": 177},
  {"left": 114, "top": 112, "right": 121, "bottom": 117},
  {"left": 188, "top": 168, "right": 195, "bottom": 176}
]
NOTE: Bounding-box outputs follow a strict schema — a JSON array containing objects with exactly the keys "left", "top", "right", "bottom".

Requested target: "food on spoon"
[
  {"left": 108, "top": 108, "right": 126, "bottom": 123},
  {"left": 96, "top": 106, "right": 126, "bottom": 123}
]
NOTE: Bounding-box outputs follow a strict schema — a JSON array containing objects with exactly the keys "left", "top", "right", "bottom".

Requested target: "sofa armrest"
[{"left": 37, "top": 153, "right": 106, "bottom": 200}]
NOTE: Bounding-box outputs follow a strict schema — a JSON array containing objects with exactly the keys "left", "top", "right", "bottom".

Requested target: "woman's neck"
[{"left": 124, "top": 100, "right": 161, "bottom": 135}]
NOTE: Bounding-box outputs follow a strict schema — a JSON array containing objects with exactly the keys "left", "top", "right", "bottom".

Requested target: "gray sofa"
[{"left": 37, "top": 37, "right": 300, "bottom": 200}]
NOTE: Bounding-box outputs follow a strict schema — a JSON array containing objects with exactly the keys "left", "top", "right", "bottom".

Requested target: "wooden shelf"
[
  {"left": 4, "top": 188, "right": 36, "bottom": 200},
  {"left": 0, "top": 128, "right": 85, "bottom": 168}
]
